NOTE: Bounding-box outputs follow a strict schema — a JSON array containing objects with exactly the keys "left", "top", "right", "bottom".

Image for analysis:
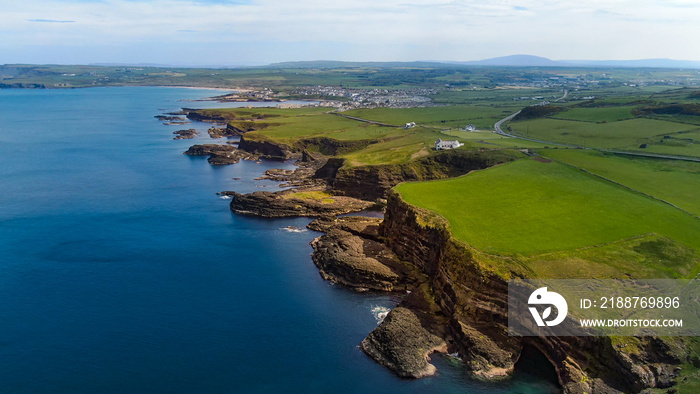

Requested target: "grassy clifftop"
[
  {"left": 396, "top": 158, "right": 700, "bottom": 279},
  {"left": 193, "top": 106, "right": 533, "bottom": 167}
]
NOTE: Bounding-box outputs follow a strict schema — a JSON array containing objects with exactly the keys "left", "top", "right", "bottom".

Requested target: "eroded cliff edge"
[
  {"left": 376, "top": 190, "right": 692, "bottom": 394},
  {"left": 201, "top": 128, "right": 693, "bottom": 392}
]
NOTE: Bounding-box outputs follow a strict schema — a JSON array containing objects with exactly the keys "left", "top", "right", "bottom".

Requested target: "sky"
[{"left": 1, "top": 0, "right": 699, "bottom": 66}]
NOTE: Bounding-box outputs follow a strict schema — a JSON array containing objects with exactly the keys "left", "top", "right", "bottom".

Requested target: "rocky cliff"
[
  {"left": 228, "top": 187, "right": 375, "bottom": 218},
  {"left": 237, "top": 135, "right": 296, "bottom": 160},
  {"left": 375, "top": 190, "right": 692, "bottom": 393}
]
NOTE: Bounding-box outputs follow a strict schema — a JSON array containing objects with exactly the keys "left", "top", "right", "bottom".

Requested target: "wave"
[
  {"left": 371, "top": 305, "right": 391, "bottom": 324},
  {"left": 281, "top": 226, "right": 307, "bottom": 233}
]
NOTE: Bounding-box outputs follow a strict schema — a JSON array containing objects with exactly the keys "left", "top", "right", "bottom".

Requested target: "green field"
[
  {"left": 207, "top": 107, "right": 400, "bottom": 144},
  {"left": 204, "top": 106, "right": 459, "bottom": 166},
  {"left": 396, "top": 159, "right": 700, "bottom": 261},
  {"left": 441, "top": 130, "right": 552, "bottom": 149},
  {"left": 551, "top": 106, "right": 636, "bottom": 123},
  {"left": 540, "top": 149, "right": 700, "bottom": 216},
  {"left": 344, "top": 106, "right": 518, "bottom": 130},
  {"left": 511, "top": 117, "right": 697, "bottom": 151}
]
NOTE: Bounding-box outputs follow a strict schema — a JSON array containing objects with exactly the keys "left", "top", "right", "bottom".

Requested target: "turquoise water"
[{"left": 0, "top": 87, "right": 559, "bottom": 393}]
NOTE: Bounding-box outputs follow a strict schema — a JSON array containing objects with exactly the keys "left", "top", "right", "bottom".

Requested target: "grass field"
[
  {"left": 511, "top": 117, "right": 697, "bottom": 150},
  {"left": 428, "top": 88, "right": 556, "bottom": 105},
  {"left": 344, "top": 105, "right": 519, "bottom": 130},
  {"left": 550, "top": 106, "right": 636, "bottom": 123},
  {"left": 208, "top": 107, "right": 401, "bottom": 144},
  {"left": 396, "top": 159, "right": 700, "bottom": 261},
  {"left": 441, "top": 130, "right": 552, "bottom": 149},
  {"left": 540, "top": 149, "right": 700, "bottom": 216}
]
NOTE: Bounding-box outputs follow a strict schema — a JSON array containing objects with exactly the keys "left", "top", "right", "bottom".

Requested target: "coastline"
[{"left": 188, "top": 107, "right": 694, "bottom": 394}]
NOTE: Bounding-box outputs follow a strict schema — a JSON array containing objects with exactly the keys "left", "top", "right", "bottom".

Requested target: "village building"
[{"left": 435, "top": 138, "right": 464, "bottom": 150}]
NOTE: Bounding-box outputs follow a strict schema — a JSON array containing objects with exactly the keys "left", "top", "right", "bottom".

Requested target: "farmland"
[
  {"left": 503, "top": 86, "right": 700, "bottom": 158},
  {"left": 396, "top": 158, "right": 700, "bottom": 277},
  {"left": 540, "top": 149, "right": 700, "bottom": 216},
  {"left": 509, "top": 117, "right": 697, "bottom": 150}
]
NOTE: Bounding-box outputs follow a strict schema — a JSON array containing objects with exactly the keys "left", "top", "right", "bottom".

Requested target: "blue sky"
[{"left": 2, "top": 0, "right": 699, "bottom": 65}]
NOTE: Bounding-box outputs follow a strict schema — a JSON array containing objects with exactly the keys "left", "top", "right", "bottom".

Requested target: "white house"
[
  {"left": 435, "top": 139, "right": 464, "bottom": 150},
  {"left": 464, "top": 124, "right": 476, "bottom": 132},
  {"left": 404, "top": 122, "right": 416, "bottom": 129}
]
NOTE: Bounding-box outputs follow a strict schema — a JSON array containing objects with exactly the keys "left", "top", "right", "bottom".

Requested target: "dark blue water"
[{"left": 0, "top": 87, "right": 559, "bottom": 393}]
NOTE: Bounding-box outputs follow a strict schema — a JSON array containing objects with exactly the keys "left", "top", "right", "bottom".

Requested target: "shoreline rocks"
[
  {"left": 360, "top": 306, "right": 447, "bottom": 378},
  {"left": 183, "top": 144, "right": 257, "bottom": 165},
  {"left": 308, "top": 216, "right": 421, "bottom": 292},
  {"left": 228, "top": 187, "right": 375, "bottom": 218},
  {"left": 173, "top": 129, "right": 199, "bottom": 139}
]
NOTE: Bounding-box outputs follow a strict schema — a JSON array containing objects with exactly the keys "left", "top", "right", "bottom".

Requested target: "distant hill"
[
  {"left": 452, "top": 55, "right": 567, "bottom": 67},
  {"left": 89, "top": 57, "right": 700, "bottom": 70},
  {"left": 447, "top": 55, "right": 700, "bottom": 69}
]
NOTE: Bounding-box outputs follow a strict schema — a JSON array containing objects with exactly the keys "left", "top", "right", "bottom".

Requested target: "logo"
[{"left": 528, "top": 287, "right": 568, "bottom": 327}]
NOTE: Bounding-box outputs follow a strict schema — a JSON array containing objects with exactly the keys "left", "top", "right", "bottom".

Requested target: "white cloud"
[{"left": 0, "top": 0, "right": 699, "bottom": 64}]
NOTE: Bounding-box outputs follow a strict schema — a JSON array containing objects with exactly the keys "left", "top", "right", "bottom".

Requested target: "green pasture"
[
  {"left": 340, "top": 128, "right": 443, "bottom": 166},
  {"left": 428, "top": 88, "right": 555, "bottom": 105},
  {"left": 551, "top": 106, "right": 636, "bottom": 123},
  {"left": 344, "top": 106, "right": 517, "bottom": 130},
  {"left": 511, "top": 117, "right": 696, "bottom": 149},
  {"left": 207, "top": 107, "right": 401, "bottom": 144},
  {"left": 441, "top": 130, "right": 551, "bottom": 149},
  {"left": 396, "top": 159, "right": 700, "bottom": 259},
  {"left": 540, "top": 149, "right": 700, "bottom": 216}
]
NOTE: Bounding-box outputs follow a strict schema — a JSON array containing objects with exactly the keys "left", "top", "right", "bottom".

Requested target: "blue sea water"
[{"left": 0, "top": 87, "right": 560, "bottom": 393}]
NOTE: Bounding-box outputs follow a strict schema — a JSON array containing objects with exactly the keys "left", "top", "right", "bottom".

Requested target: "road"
[{"left": 555, "top": 89, "right": 569, "bottom": 102}]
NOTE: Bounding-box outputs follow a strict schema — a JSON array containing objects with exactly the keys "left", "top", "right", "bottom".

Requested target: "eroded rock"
[{"left": 360, "top": 306, "right": 446, "bottom": 378}]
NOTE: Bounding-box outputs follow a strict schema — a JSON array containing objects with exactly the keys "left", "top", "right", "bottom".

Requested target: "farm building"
[
  {"left": 435, "top": 139, "right": 464, "bottom": 150},
  {"left": 404, "top": 122, "right": 416, "bottom": 129}
]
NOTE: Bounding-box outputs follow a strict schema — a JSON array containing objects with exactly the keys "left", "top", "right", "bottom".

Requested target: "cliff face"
[
  {"left": 377, "top": 190, "right": 689, "bottom": 393},
  {"left": 237, "top": 135, "right": 295, "bottom": 160},
  {"left": 299, "top": 137, "right": 375, "bottom": 156},
  {"left": 331, "top": 150, "right": 518, "bottom": 200}
]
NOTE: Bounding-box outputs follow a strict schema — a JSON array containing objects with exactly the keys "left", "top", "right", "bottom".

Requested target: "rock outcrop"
[
  {"left": 173, "top": 129, "right": 199, "bottom": 139},
  {"left": 207, "top": 125, "right": 241, "bottom": 139},
  {"left": 183, "top": 144, "right": 256, "bottom": 165},
  {"left": 227, "top": 187, "right": 375, "bottom": 218},
  {"left": 360, "top": 306, "right": 447, "bottom": 378},
  {"left": 237, "top": 135, "right": 296, "bottom": 160},
  {"left": 308, "top": 216, "right": 423, "bottom": 292}
]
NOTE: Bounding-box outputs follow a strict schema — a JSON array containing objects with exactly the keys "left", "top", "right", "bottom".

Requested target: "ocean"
[{"left": 0, "top": 87, "right": 559, "bottom": 393}]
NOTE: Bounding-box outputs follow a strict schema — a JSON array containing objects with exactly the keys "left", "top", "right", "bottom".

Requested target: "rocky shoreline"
[{"left": 177, "top": 107, "right": 691, "bottom": 394}]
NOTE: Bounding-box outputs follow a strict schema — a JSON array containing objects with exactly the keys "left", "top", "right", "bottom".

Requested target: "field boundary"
[
  {"left": 495, "top": 111, "right": 700, "bottom": 162},
  {"left": 539, "top": 155, "right": 699, "bottom": 219},
  {"left": 329, "top": 112, "right": 402, "bottom": 128}
]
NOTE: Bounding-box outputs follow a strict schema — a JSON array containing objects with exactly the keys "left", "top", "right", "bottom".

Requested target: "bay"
[{"left": 0, "top": 87, "right": 559, "bottom": 393}]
